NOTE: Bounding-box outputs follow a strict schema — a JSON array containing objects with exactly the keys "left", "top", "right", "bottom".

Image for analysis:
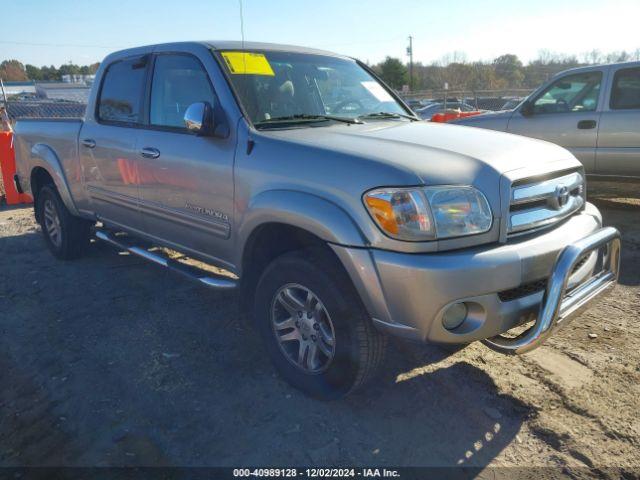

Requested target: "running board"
[{"left": 95, "top": 230, "right": 237, "bottom": 290}]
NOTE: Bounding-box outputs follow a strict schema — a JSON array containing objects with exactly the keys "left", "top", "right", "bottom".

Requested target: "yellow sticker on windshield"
[{"left": 221, "top": 52, "right": 275, "bottom": 76}]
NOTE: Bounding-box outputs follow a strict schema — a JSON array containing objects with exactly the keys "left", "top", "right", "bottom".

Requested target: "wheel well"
[
  {"left": 239, "top": 223, "right": 339, "bottom": 318},
  {"left": 30, "top": 167, "right": 55, "bottom": 223}
]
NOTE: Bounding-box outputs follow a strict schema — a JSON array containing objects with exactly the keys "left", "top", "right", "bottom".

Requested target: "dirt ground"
[{"left": 0, "top": 181, "right": 638, "bottom": 477}]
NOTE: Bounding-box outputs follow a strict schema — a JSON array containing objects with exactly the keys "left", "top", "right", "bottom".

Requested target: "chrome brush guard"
[{"left": 485, "top": 226, "right": 621, "bottom": 355}]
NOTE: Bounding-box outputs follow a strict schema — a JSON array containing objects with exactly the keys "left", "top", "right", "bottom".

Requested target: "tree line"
[
  {"left": 2, "top": 48, "right": 639, "bottom": 90},
  {"left": 0, "top": 60, "right": 100, "bottom": 82},
  {"left": 372, "top": 49, "right": 640, "bottom": 92}
]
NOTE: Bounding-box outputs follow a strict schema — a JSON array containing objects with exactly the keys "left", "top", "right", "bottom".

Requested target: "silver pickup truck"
[
  {"left": 453, "top": 61, "right": 640, "bottom": 179},
  {"left": 14, "top": 41, "right": 621, "bottom": 399}
]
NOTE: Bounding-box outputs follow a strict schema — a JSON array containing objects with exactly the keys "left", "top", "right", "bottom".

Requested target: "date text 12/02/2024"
[{"left": 233, "top": 468, "right": 400, "bottom": 478}]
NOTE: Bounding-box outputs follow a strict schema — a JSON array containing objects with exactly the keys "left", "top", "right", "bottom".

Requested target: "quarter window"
[
  {"left": 610, "top": 67, "right": 640, "bottom": 110},
  {"left": 150, "top": 55, "right": 216, "bottom": 129},
  {"left": 98, "top": 57, "right": 147, "bottom": 124},
  {"left": 532, "top": 72, "right": 602, "bottom": 114}
]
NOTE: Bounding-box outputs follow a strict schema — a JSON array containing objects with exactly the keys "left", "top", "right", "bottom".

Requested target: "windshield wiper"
[
  {"left": 255, "top": 114, "right": 363, "bottom": 128},
  {"left": 358, "top": 111, "right": 419, "bottom": 121}
]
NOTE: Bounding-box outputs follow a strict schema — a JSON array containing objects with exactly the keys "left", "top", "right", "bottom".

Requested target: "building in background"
[
  {"left": 34, "top": 82, "right": 91, "bottom": 103},
  {"left": 61, "top": 74, "right": 95, "bottom": 85},
  {"left": 3, "top": 80, "right": 91, "bottom": 104}
]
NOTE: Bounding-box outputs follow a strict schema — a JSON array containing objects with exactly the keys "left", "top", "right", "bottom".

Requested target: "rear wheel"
[
  {"left": 36, "top": 184, "right": 92, "bottom": 260},
  {"left": 254, "top": 248, "right": 386, "bottom": 399}
]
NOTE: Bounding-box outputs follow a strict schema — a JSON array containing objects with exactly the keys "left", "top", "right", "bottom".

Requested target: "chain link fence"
[
  {"left": 2, "top": 88, "right": 534, "bottom": 124},
  {"left": 401, "top": 89, "right": 533, "bottom": 111},
  {"left": 0, "top": 101, "right": 86, "bottom": 202},
  {"left": 4, "top": 101, "right": 86, "bottom": 121},
  {"left": 0, "top": 100, "right": 84, "bottom": 201}
]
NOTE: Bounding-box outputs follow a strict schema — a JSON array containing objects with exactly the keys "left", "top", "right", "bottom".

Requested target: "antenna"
[
  {"left": 407, "top": 36, "right": 414, "bottom": 92},
  {"left": 0, "top": 77, "right": 7, "bottom": 106},
  {"left": 0, "top": 77, "right": 12, "bottom": 137},
  {"left": 238, "top": 0, "right": 245, "bottom": 49}
]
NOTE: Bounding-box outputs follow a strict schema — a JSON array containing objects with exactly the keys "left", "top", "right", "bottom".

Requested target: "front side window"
[
  {"left": 218, "top": 50, "right": 407, "bottom": 127},
  {"left": 150, "top": 55, "right": 216, "bottom": 129},
  {"left": 98, "top": 57, "right": 147, "bottom": 124},
  {"left": 533, "top": 72, "right": 602, "bottom": 114},
  {"left": 610, "top": 67, "right": 640, "bottom": 110}
]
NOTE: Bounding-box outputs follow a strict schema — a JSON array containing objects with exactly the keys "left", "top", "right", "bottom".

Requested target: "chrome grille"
[{"left": 508, "top": 171, "right": 584, "bottom": 235}]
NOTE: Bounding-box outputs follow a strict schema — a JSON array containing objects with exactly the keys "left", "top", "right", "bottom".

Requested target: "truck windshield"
[{"left": 217, "top": 50, "right": 409, "bottom": 128}]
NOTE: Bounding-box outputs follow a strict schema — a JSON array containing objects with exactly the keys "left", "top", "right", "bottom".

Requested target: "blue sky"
[{"left": 1, "top": 0, "right": 639, "bottom": 67}]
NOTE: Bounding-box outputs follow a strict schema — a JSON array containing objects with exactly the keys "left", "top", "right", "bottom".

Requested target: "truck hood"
[{"left": 263, "top": 120, "right": 578, "bottom": 186}]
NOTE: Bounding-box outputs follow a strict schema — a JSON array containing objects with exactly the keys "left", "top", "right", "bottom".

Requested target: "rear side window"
[
  {"left": 610, "top": 67, "right": 640, "bottom": 110},
  {"left": 97, "top": 57, "right": 148, "bottom": 124},
  {"left": 150, "top": 54, "right": 216, "bottom": 129}
]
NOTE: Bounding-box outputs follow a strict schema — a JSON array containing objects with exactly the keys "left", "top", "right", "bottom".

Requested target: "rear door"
[
  {"left": 135, "top": 52, "right": 235, "bottom": 263},
  {"left": 596, "top": 65, "right": 640, "bottom": 177},
  {"left": 507, "top": 70, "right": 605, "bottom": 173},
  {"left": 80, "top": 55, "right": 149, "bottom": 230}
]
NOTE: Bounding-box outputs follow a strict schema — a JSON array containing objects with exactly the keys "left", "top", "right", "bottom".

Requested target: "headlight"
[{"left": 364, "top": 186, "right": 492, "bottom": 241}]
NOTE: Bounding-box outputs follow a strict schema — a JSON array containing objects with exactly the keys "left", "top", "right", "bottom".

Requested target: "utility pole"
[{"left": 406, "top": 36, "right": 414, "bottom": 92}]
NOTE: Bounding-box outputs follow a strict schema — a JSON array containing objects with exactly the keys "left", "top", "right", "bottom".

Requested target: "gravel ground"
[{"left": 0, "top": 182, "right": 638, "bottom": 477}]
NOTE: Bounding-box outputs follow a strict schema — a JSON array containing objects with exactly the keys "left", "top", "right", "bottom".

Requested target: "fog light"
[{"left": 442, "top": 302, "right": 468, "bottom": 330}]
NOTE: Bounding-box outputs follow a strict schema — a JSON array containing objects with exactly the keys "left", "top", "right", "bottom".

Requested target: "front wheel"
[{"left": 253, "top": 249, "right": 386, "bottom": 399}]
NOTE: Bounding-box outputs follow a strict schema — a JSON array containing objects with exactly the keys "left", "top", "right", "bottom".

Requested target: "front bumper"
[{"left": 332, "top": 203, "right": 621, "bottom": 352}]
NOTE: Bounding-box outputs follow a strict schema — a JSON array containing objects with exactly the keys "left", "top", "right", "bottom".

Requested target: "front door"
[
  {"left": 135, "top": 53, "right": 235, "bottom": 264},
  {"left": 596, "top": 65, "right": 640, "bottom": 176},
  {"left": 80, "top": 55, "right": 149, "bottom": 231},
  {"left": 507, "top": 70, "right": 604, "bottom": 173}
]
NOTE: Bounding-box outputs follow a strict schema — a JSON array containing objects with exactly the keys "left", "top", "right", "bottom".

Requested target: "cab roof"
[
  {"left": 202, "top": 40, "right": 345, "bottom": 58},
  {"left": 104, "top": 41, "right": 347, "bottom": 62}
]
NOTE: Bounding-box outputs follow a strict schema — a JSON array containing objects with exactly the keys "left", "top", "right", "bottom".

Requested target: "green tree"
[
  {"left": 40, "top": 65, "right": 60, "bottom": 81},
  {"left": 493, "top": 54, "right": 524, "bottom": 88},
  {"left": 81, "top": 62, "right": 100, "bottom": 75},
  {"left": 375, "top": 57, "right": 408, "bottom": 90},
  {"left": 25, "top": 64, "right": 43, "bottom": 80},
  {"left": 59, "top": 62, "right": 81, "bottom": 77}
]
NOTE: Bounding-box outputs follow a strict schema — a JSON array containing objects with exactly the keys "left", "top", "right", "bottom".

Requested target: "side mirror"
[
  {"left": 520, "top": 100, "right": 534, "bottom": 117},
  {"left": 184, "top": 102, "right": 214, "bottom": 136}
]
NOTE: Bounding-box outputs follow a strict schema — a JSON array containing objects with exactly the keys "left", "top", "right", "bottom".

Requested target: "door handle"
[
  {"left": 81, "top": 138, "right": 96, "bottom": 148},
  {"left": 140, "top": 147, "right": 161, "bottom": 159},
  {"left": 577, "top": 120, "right": 597, "bottom": 130}
]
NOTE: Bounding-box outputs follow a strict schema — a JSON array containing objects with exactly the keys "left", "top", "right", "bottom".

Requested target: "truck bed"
[{"left": 14, "top": 118, "right": 83, "bottom": 198}]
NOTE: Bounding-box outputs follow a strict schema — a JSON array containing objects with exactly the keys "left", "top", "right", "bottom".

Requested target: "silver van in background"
[{"left": 453, "top": 61, "right": 640, "bottom": 179}]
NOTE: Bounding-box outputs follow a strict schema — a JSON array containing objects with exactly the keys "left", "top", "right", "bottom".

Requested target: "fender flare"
[
  {"left": 238, "top": 190, "right": 368, "bottom": 255},
  {"left": 30, "top": 143, "right": 79, "bottom": 216}
]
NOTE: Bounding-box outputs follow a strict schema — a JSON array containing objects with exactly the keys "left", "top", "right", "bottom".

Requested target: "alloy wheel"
[
  {"left": 43, "top": 198, "right": 62, "bottom": 248},
  {"left": 270, "top": 283, "right": 336, "bottom": 373}
]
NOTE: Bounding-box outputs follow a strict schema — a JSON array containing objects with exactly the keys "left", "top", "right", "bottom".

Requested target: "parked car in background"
[
  {"left": 415, "top": 101, "right": 481, "bottom": 120},
  {"left": 501, "top": 97, "right": 525, "bottom": 110},
  {"left": 453, "top": 62, "right": 640, "bottom": 178},
  {"left": 405, "top": 99, "right": 424, "bottom": 110},
  {"left": 14, "top": 41, "right": 621, "bottom": 399}
]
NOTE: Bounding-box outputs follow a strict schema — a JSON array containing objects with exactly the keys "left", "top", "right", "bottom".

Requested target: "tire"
[
  {"left": 253, "top": 248, "right": 387, "bottom": 399},
  {"left": 36, "top": 184, "right": 91, "bottom": 260}
]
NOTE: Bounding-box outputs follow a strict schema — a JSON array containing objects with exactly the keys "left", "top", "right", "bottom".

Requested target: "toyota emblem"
[{"left": 554, "top": 185, "right": 570, "bottom": 209}]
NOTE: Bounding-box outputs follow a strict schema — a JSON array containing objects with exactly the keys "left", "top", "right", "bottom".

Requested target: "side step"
[{"left": 95, "top": 230, "right": 237, "bottom": 290}]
